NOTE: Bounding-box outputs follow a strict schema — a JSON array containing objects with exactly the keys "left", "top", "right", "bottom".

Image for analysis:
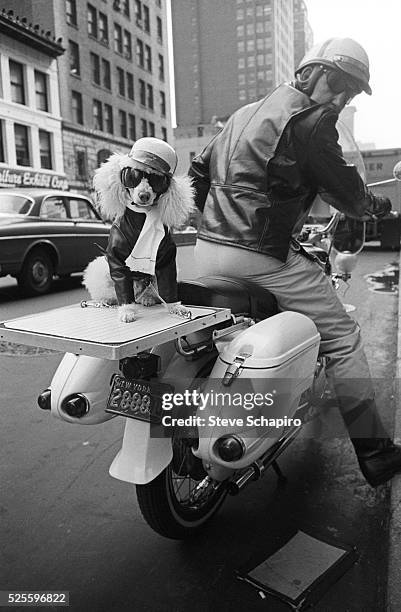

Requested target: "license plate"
[{"left": 105, "top": 375, "right": 172, "bottom": 423}]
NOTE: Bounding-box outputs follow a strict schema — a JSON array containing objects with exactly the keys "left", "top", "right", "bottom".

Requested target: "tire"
[
  {"left": 136, "top": 441, "right": 227, "bottom": 539},
  {"left": 18, "top": 248, "right": 54, "bottom": 296}
]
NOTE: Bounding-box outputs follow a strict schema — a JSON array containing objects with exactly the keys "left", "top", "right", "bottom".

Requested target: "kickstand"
[{"left": 272, "top": 460, "right": 287, "bottom": 486}]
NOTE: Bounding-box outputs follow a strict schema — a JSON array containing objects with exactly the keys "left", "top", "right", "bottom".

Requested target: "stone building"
[
  {"left": 1, "top": 0, "right": 173, "bottom": 194},
  {"left": 0, "top": 9, "right": 66, "bottom": 189}
]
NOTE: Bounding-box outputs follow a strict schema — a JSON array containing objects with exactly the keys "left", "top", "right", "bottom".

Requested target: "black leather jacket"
[
  {"left": 189, "top": 83, "right": 383, "bottom": 262},
  {"left": 106, "top": 208, "right": 178, "bottom": 305}
]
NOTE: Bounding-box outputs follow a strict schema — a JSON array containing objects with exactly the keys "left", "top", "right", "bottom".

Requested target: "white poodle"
[{"left": 83, "top": 137, "right": 195, "bottom": 322}]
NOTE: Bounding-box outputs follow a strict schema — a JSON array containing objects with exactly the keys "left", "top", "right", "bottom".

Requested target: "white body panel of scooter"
[
  {"left": 50, "top": 353, "right": 119, "bottom": 424},
  {"left": 193, "top": 311, "right": 320, "bottom": 470}
]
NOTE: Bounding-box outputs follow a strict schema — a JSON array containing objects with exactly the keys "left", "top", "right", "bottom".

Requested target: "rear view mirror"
[
  {"left": 393, "top": 161, "right": 401, "bottom": 181},
  {"left": 332, "top": 217, "right": 365, "bottom": 255}
]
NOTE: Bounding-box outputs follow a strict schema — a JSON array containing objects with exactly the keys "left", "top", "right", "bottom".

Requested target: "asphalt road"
[{"left": 0, "top": 246, "right": 399, "bottom": 612}]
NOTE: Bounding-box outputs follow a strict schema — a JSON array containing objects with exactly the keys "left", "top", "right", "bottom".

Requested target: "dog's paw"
[{"left": 118, "top": 304, "right": 136, "bottom": 323}]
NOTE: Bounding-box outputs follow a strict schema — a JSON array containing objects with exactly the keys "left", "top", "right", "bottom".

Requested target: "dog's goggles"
[{"left": 120, "top": 167, "right": 170, "bottom": 194}]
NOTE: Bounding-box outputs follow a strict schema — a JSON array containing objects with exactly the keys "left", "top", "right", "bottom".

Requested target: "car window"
[
  {"left": 68, "top": 198, "right": 97, "bottom": 220},
  {"left": 0, "top": 194, "right": 32, "bottom": 214},
  {"left": 40, "top": 197, "right": 68, "bottom": 220}
]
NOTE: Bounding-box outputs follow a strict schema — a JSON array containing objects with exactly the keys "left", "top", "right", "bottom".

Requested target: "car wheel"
[{"left": 18, "top": 248, "right": 54, "bottom": 296}]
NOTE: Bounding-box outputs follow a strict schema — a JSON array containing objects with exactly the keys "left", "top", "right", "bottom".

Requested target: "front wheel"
[{"left": 136, "top": 438, "right": 227, "bottom": 539}]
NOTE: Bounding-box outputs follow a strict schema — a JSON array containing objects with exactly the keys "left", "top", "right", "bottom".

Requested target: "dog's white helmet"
[{"left": 128, "top": 137, "right": 177, "bottom": 176}]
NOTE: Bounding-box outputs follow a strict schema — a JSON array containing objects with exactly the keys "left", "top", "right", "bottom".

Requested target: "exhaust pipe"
[{"left": 228, "top": 421, "right": 303, "bottom": 495}]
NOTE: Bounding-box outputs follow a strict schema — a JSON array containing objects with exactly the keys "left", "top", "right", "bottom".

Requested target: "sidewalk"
[{"left": 387, "top": 249, "right": 401, "bottom": 611}]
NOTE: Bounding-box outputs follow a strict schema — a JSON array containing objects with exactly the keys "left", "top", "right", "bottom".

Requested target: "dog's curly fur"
[
  {"left": 93, "top": 152, "right": 194, "bottom": 228},
  {"left": 83, "top": 150, "right": 195, "bottom": 322}
]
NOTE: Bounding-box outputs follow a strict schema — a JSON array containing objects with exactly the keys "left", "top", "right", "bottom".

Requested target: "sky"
[{"left": 305, "top": 0, "right": 401, "bottom": 149}]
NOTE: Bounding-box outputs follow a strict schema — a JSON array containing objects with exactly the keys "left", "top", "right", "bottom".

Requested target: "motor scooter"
[
  {"left": 0, "top": 208, "right": 366, "bottom": 539},
  {"left": 1, "top": 146, "right": 399, "bottom": 541}
]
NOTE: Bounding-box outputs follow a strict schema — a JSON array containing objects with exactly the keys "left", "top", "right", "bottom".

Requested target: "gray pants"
[{"left": 194, "top": 238, "right": 388, "bottom": 440}]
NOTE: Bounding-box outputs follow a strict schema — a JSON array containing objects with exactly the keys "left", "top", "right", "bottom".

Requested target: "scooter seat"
[{"left": 178, "top": 275, "right": 278, "bottom": 321}]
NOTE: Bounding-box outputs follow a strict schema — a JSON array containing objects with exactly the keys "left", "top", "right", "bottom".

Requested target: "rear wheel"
[
  {"left": 18, "top": 248, "right": 54, "bottom": 295},
  {"left": 136, "top": 435, "right": 227, "bottom": 539}
]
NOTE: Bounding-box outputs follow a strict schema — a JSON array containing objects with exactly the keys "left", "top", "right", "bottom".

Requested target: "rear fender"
[{"left": 109, "top": 419, "right": 172, "bottom": 484}]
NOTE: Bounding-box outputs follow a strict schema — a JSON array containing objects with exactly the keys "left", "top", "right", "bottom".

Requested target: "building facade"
[
  {"left": 293, "top": 0, "right": 313, "bottom": 69},
  {"left": 0, "top": 9, "right": 66, "bottom": 190},
  {"left": 171, "top": 0, "right": 296, "bottom": 128},
  {"left": 1, "top": 0, "right": 173, "bottom": 193}
]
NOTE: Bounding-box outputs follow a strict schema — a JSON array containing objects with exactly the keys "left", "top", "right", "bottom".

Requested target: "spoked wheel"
[{"left": 136, "top": 435, "right": 228, "bottom": 539}]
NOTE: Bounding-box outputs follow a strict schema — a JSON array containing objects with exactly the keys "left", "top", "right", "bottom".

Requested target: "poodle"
[{"left": 83, "top": 137, "right": 195, "bottom": 322}]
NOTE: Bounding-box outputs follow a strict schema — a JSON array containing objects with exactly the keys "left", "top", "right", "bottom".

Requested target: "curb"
[{"left": 387, "top": 248, "right": 401, "bottom": 611}]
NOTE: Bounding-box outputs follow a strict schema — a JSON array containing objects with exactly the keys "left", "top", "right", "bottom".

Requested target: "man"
[{"left": 189, "top": 37, "right": 401, "bottom": 487}]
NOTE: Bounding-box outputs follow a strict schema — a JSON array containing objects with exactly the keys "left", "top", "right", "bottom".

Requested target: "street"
[{"left": 0, "top": 245, "right": 399, "bottom": 612}]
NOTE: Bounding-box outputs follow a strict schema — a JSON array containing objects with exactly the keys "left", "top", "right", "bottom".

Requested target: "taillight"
[
  {"left": 214, "top": 435, "right": 245, "bottom": 462},
  {"left": 37, "top": 388, "right": 51, "bottom": 411},
  {"left": 61, "top": 393, "right": 90, "bottom": 418}
]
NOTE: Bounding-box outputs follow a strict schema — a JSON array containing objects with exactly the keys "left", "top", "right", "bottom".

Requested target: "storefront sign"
[{"left": 0, "top": 167, "right": 69, "bottom": 190}]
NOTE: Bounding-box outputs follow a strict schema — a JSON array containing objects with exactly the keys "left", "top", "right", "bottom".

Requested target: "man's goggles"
[
  {"left": 120, "top": 167, "right": 170, "bottom": 194},
  {"left": 322, "top": 67, "right": 362, "bottom": 102}
]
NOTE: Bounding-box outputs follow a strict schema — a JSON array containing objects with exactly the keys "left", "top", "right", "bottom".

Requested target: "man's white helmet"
[
  {"left": 128, "top": 137, "right": 177, "bottom": 176},
  {"left": 297, "top": 37, "right": 372, "bottom": 95}
]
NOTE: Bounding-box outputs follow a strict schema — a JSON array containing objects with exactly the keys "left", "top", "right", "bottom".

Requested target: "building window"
[
  {"left": 104, "top": 104, "right": 113, "bottom": 134},
  {"left": 35, "top": 71, "right": 49, "bottom": 112},
  {"left": 0, "top": 122, "right": 5, "bottom": 162},
  {"left": 90, "top": 53, "right": 101, "bottom": 85},
  {"left": 137, "top": 39, "right": 144, "bottom": 67},
  {"left": 141, "top": 118, "right": 147, "bottom": 137},
  {"left": 66, "top": 0, "right": 77, "bottom": 25},
  {"left": 158, "top": 54, "right": 164, "bottom": 81},
  {"left": 122, "top": 0, "right": 130, "bottom": 17},
  {"left": 127, "top": 72, "right": 134, "bottom": 100},
  {"left": 143, "top": 4, "right": 150, "bottom": 32},
  {"left": 102, "top": 59, "right": 111, "bottom": 89},
  {"left": 156, "top": 0, "right": 161, "bottom": 7},
  {"left": 9, "top": 60, "right": 25, "bottom": 105},
  {"left": 71, "top": 91, "right": 83, "bottom": 124},
  {"left": 88, "top": 4, "right": 98, "bottom": 37},
  {"left": 123, "top": 30, "right": 132, "bottom": 59},
  {"left": 14, "top": 124, "right": 30, "bottom": 166},
  {"left": 119, "top": 110, "right": 127, "bottom": 138},
  {"left": 139, "top": 79, "right": 146, "bottom": 105},
  {"left": 117, "top": 68, "right": 125, "bottom": 96},
  {"left": 147, "top": 84, "right": 153, "bottom": 109},
  {"left": 161, "top": 126, "right": 167, "bottom": 141},
  {"left": 97, "top": 149, "right": 111, "bottom": 166},
  {"left": 148, "top": 121, "right": 155, "bottom": 137},
  {"left": 156, "top": 16, "right": 162, "bottom": 42},
  {"left": 75, "top": 148, "right": 87, "bottom": 179},
  {"left": 160, "top": 91, "right": 166, "bottom": 117},
  {"left": 128, "top": 114, "right": 136, "bottom": 140},
  {"left": 39, "top": 130, "right": 52, "bottom": 169},
  {"left": 135, "top": 0, "right": 142, "bottom": 26},
  {"left": 145, "top": 45, "right": 152, "bottom": 71},
  {"left": 99, "top": 12, "right": 109, "bottom": 43},
  {"left": 114, "top": 23, "right": 123, "bottom": 53},
  {"left": 69, "top": 40, "right": 80, "bottom": 75},
  {"left": 93, "top": 99, "right": 103, "bottom": 130}
]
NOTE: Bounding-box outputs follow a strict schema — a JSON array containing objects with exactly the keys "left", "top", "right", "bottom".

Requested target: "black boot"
[{"left": 352, "top": 438, "right": 401, "bottom": 487}]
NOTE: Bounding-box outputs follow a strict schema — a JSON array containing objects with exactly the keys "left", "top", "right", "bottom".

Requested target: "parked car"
[{"left": 0, "top": 189, "right": 111, "bottom": 295}]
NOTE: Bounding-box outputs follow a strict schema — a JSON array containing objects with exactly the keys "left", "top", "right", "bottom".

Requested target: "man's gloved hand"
[{"left": 363, "top": 195, "right": 392, "bottom": 221}]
